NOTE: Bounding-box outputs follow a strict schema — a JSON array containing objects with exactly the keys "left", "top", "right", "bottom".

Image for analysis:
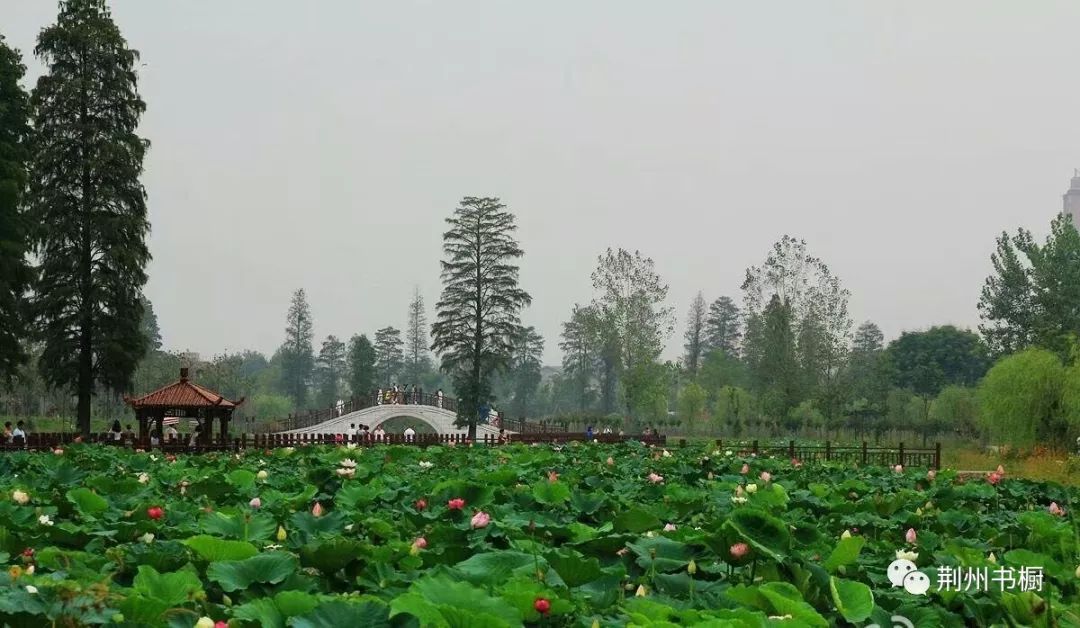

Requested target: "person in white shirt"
[
  {"left": 376, "top": 388, "right": 383, "bottom": 405},
  {"left": 11, "top": 421, "right": 27, "bottom": 442},
  {"left": 436, "top": 389, "right": 443, "bottom": 409},
  {"left": 165, "top": 425, "right": 179, "bottom": 442},
  {"left": 372, "top": 426, "right": 386, "bottom": 440},
  {"left": 403, "top": 426, "right": 416, "bottom": 440}
]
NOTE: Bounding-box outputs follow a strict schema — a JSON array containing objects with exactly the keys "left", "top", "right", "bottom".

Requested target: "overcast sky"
[{"left": 4, "top": 1, "right": 1080, "bottom": 365}]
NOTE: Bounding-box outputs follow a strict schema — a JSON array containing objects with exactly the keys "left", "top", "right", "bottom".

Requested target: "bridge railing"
[{"left": 270, "top": 391, "right": 556, "bottom": 434}]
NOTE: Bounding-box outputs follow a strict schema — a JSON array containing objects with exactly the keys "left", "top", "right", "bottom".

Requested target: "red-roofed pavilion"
[{"left": 125, "top": 367, "right": 244, "bottom": 444}]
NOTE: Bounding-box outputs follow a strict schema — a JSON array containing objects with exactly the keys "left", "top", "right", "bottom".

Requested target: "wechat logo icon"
[
  {"left": 866, "top": 615, "right": 914, "bottom": 628},
  {"left": 887, "top": 558, "right": 930, "bottom": 595}
]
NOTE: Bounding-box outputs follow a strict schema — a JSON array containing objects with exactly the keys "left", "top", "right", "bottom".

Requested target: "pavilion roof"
[{"left": 125, "top": 368, "right": 244, "bottom": 409}]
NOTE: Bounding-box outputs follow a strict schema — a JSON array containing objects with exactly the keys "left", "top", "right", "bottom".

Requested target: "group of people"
[
  {"left": 345, "top": 423, "right": 417, "bottom": 440},
  {"left": 374, "top": 385, "right": 444, "bottom": 408},
  {"left": 112, "top": 420, "right": 192, "bottom": 447},
  {"left": 2, "top": 421, "right": 27, "bottom": 444}
]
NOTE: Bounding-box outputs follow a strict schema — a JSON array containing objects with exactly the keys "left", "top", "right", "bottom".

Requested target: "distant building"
[{"left": 1063, "top": 169, "right": 1080, "bottom": 226}]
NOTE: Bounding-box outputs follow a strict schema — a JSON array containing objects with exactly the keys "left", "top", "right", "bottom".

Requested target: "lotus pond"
[{"left": 0, "top": 441, "right": 1077, "bottom": 627}]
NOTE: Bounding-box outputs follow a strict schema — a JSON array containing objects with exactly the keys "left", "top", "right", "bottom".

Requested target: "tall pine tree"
[
  {"left": 431, "top": 197, "right": 531, "bottom": 439},
  {"left": 403, "top": 287, "right": 431, "bottom": 385},
  {"left": 374, "top": 326, "right": 403, "bottom": 387},
  {"left": 280, "top": 289, "right": 314, "bottom": 408},
  {"left": 347, "top": 334, "right": 376, "bottom": 397},
  {"left": 682, "top": 292, "right": 706, "bottom": 378},
  {"left": 0, "top": 35, "right": 32, "bottom": 388},
  {"left": 705, "top": 296, "right": 741, "bottom": 357},
  {"left": 314, "top": 335, "right": 346, "bottom": 408},
  {"left": 29, "top": 1, "right": 150, "bottom": 434}
]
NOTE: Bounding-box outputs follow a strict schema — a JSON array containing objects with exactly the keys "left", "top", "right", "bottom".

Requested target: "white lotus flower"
[
  {"left": 895, "top": 549, "right": 918, "bottom": 562},
  {"left": 746, "top": 483, "right": 758, "bottom": 494},
  {"left": 139, "top": 533, "right": 154, "bottom": 544},
  {"left": 731, "top": 496, "right": 749, "bottom": 505},
  {"left": 38, "top": 514, "right": 53, "bottom": 526},
  {"left": 419, "top": 461, "right": 434, "bottom": 469},
  {"left": 25, "top": 585, "right": 38, "bottom": 594},
  {"left": 662, "top": 450, "right": 672, "bottom": 458},
  {"left": 12, "top": 490, "right": 29, "bottom": 505},
  {"left": 257, "top": 470, "right": 268, "bottom": 480},
  {"left": 336, "top": 467, "right": 355, "bottom": 478},
  {"left": 137, "top": 473, "right": 150, "bottom": 484},
  {"left": 339, "top": 458, "right": 357, "bottom": 468},
  {"left": 194, "top": 618, "right": 215, "bottom": 628}
]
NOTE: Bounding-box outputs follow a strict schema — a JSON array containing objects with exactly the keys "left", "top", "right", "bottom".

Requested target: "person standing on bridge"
[
  {"left": 403, "top": 426, "right": 416, "bottom": 441},
  {"left": 436, "top": 389, "right": 443, "bottom": 409},
  {"left": 373, "top": 425, "right": 386, "bottom": 440}
]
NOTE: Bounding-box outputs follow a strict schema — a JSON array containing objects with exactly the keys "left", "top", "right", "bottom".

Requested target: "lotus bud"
[
  {"left": 687, "top": 559, "right": 697, "bottom": 575},
  {"left": 635, "top": 584, "right": 647, "bottom": 597},
  {"left": 841, "top": 530, "right": 852, "bottom": 540},
  {"left": 276, "top": 526, "right": 287, "bottom": 542},
  {"left": 988, "top": 552, "right": 996, "bottom": 564}
]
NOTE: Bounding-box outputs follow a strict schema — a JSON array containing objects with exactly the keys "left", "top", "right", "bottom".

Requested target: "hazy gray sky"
[{"left": 5, "top": 1, "right": 1080, "bottom": 365}]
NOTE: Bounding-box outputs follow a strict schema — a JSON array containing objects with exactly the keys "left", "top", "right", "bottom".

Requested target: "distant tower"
[{"left": 1063, "top": 169, "right": 1080, "bottom": 226}]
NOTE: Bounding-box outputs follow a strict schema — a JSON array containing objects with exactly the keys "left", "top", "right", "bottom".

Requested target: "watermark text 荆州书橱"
[{"left": 935, "top": 566, "right": 1044, "bottom": 593}]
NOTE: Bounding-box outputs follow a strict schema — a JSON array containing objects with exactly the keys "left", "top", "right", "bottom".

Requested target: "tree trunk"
[{"left": 77, "top": 323, "right": 92, "bottom": 437}]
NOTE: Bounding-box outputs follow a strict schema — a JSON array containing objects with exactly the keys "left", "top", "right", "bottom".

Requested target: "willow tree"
[
  {"left": 28, "top": 0, "right": 150, "bottom": 435},
  {"left": 431, "top": 197, "right": 531, "bottom": 439},
  {"left": 977, "top": 347, "right": 1065, "bottom": 447},
  {"left": 0, "top": 35, "right": 31, "bottom": 388}
]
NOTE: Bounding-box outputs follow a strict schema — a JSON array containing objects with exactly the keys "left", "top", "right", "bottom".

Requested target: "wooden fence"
[
  {"left": 0, "top": 431, "right": 666, "bottom": 453},
  {"left": 0, "top": 432, "right": 937, "bottom": 468},
  {"left": 713, "top": 438, "right": 941, "bottom": 469}
]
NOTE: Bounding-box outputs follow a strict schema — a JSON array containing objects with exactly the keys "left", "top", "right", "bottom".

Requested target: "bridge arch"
[{"left": 280, "top": 403, "right": 504, "bottom": 437}]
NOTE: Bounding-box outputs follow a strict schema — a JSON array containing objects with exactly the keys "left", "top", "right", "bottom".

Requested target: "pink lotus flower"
[
  {"left": 926, "top": 469, "right": 937, "bottom": 480},
  {"left": 740, "top": 463, "right": 749, "bottom": 475},
  {"left": 413, "top": 537, "right": 427, "bottom": 550},
  {"left": 663, "top": 523, "right": 677, "bottom": 532},
  {"left": 759, "top": 471, "right": 772, "bottom": 483},
  {"left": 905, "top": 528, "right": 917, "bottom": 544},
  {"left": 448, "top": 498, "right": 466, "bottom": 510},
  {"left": 606, "top": 457, "right": 614, "bottom": 466},
  {"left": 52, "top": 449, "right": 63, "bottom": 455},
  {"left": 215, "top": 623, "right": 227, "bottom": 628},
  {"left": 471, "top": 511, "right": 491, "bottom": 528},
  {"left": 249, "top": 497, "right": 261, "bottom": 509},
  {"left": 548, "top": 471, "right": 559, "bottom": 483},
  {"left": 312, "top": 502, "right": 324, "bottom": 517},
  {"left": 996, "top": 465, "right": 1005, "bottom": 475},
  {"left": 414, "top": 498, "right": 427, "bottom": 511},
  {"left": 894, "top": 464, "right": 904, "bottom": 474},
  {"left": 791, "top": 458, "right": 802, "bottom": 468},
  {"left": 647, "top": 472, "right": 664, "bottom": 484},
  {"left": 1049, "top": 502, "right": 1065, "bottom": 516},
  {"left": 730, "top": 542, "right": 749, "bottom": 559},
  {"left": 987, "top": 471, "right": 1002, "bottom": 485}
]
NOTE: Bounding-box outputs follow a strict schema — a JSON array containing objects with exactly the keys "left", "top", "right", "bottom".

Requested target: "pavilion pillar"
[
  {"left": 220, "top": 410, "right": 230, "bottom": 442},
  {"left": 137, "top": 411, "right": 148, "bottom": 440}
]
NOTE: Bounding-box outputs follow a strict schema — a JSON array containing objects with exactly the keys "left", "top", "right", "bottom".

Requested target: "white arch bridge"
[{"left": 281, "top": 403, "right": 505, "bottom": 437}]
